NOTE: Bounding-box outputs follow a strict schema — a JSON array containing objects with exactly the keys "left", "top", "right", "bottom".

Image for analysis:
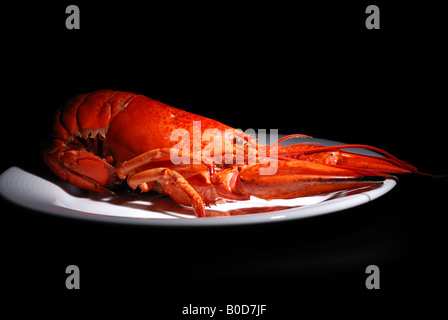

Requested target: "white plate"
[{"left": 0, "top": 137, "right": 397, "bottom": 226}]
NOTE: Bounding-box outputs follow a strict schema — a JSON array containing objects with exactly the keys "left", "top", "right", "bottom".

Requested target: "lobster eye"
[{"left": 233, "top": 136, "right": 244, "bottom": 145}]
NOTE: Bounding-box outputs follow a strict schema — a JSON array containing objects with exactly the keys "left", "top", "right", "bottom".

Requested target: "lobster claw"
[
  {"left": 237, "top": 160, "right": 386, "bottom": 200},
  {"left": 276, "top": 141, "right": 420, "bottom": 175}
]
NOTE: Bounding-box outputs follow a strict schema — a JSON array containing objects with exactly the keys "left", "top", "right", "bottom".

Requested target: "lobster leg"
[
  {"left": 116, "top": 148, "right": 212, "bottom": 217},
  {"left": 125, "top": 167, "right": 206, "bottom": 217},
  {"left": 116, "top": 148, "right": 210, "bottom": 180}
]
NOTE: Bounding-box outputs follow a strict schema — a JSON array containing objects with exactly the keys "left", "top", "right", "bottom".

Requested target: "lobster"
[{"left": 41, "top": 90, "right": 421, "bottom": 217}]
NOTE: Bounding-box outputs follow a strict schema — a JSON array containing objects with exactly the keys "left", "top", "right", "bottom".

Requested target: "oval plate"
[{"left": 0, "top": 138, "right": 397, "bottom": 226}]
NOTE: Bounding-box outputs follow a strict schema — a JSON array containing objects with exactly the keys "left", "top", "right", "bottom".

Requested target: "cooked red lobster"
[{"left": 41, "top": 90, "right": 420, "bottom": 217}]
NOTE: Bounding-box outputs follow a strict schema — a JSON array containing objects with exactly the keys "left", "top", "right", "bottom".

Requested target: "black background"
[{"left": 1, "top": 0, "right": 447, "bottom": 306}]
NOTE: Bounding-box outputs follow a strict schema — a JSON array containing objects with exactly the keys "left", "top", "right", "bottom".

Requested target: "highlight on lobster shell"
[{"left": 41, "top": 90, "right": 427, "bottom": 218}]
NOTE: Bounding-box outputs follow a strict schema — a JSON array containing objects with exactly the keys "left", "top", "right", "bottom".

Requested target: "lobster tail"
[{"left": 40, "top": 91, "right": 138, "bottom": 195}]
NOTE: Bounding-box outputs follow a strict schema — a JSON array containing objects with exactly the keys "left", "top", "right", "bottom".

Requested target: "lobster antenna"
[
  {"left": 275, "top": 135, "right": 446, "bottom": 178},
  {"left": 272, "top": 134, "right": 313, "bottom": 146}
]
